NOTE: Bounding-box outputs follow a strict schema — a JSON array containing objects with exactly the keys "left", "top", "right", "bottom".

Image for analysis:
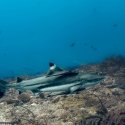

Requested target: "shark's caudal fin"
[{"left": 46, "top": 62, "right": 64, "bottom": 76}]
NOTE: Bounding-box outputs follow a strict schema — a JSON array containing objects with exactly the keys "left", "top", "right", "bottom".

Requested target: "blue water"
[{"left": 0, "top": 0, "right": 125, "bottom": 78}]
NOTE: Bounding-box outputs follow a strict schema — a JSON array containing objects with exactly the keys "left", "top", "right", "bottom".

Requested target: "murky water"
[{"left": 0, "top": 0, "right": 125, "bottom": 78}]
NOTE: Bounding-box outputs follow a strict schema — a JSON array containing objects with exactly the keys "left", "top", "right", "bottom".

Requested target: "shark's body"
[{"left": 0, "top": 63, "right": 104, "bottom": 96}]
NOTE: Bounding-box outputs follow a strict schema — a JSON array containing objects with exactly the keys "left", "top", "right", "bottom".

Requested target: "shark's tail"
[{"left": 0, "top": 79, "right": 9, "bottom": 95}]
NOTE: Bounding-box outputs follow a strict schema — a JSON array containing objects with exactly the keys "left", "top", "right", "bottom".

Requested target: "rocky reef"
[{"left": 0, "top": 56, "right": 125, "bottom": 125}]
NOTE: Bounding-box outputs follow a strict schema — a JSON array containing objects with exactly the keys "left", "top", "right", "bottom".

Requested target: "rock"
[
  {"left": 43, "top": 92, "right": 52, "bottom": 97},
  {"left": 5, "top": 88, "right": 19, "bottom": 98},
  {"left": 52, "top": 96, "right": 61, "bottom": 103},
  {"left": 18, "top": 92, "right": 31, "bottom": 103},
  {"left": 0, "top": 88, "right": 19, "bottom": 104},
  {"left": 25, "top": 90, "right": 34, "bottom": 96},
  {"left": 29, "top": 96, "right": 43, "bottom": 105},
  {"left": 6, "top": 99, "right": 19, "bottom": 105},
  {"left": 31, "top": 103, "right": 37, "bottom": 106},
  {"left": 53, "top": 109, "right": 69, "bottom": 118},
  {"left": 39, "top": 92, "right": 45, "bottom": 99},
  {"left": 111, "top": 88, "right": 125, "bottom": 96},
  {"left": 62, "top": 122, "right": 74, "bottom": 125}
]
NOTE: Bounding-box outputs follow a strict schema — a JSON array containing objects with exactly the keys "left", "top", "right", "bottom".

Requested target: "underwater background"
[{"left": 0, "top": 0, "right": 125, "bottom": 78}]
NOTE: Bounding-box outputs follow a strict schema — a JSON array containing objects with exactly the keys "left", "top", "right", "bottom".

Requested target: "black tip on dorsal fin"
[
  {"left": 49, "top": 62, "right": 63, "bottom": 71},
  {"left": 16, "top": 77, "right": 23, "bottom": 83},
  {"left": 49, "top": 62, "right": 55, "bottom": 67},
  {"left": 46, "top": 62, "right": 64, "bottom": 76}
]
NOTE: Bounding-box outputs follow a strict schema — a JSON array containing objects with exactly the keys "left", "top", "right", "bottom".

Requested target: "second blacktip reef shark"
[{"left": 0, "top": 63, "right": 104, "bottom": 95}]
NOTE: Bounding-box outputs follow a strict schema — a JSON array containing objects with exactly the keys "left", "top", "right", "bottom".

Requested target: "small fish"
[
  {"left": 112, "top": 23, "right": 118, "bottom": 28},
  {"left": 90, "top": 45, "right": 98, "bottom": 52},
  {"left": 83, "top": 42, "right": 98, "bottom": 53},
  {"left": 70, "top": 42, "right": 76, "bottom": 47}
]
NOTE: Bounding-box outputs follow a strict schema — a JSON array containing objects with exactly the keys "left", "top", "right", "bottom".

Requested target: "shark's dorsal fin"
[
  {"left": 46, "top": 62, "right": 63, "bottom": 76},
  {"left": 16, "top": 77, "right": 23, "bottom": 83},
  {"left": 49, "top": 62, "right": 63, "bottom": 71}
]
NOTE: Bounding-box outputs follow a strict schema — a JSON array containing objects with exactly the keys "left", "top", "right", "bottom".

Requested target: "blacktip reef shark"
[{"left": 0, "top": 62, "right": 104, "bottom": 96}]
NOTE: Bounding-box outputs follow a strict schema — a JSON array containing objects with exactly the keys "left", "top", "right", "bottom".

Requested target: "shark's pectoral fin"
[
  {"left": 82, "top": 81, "right": 101, "bottom": 89},
  {"left": 70, "top": 85, "right": 82, "bottom": 93}
]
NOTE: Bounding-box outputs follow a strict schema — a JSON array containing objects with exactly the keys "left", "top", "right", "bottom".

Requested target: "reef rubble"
[{"left": 0, "top": 56, "right": 125, "bottom": 125}]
